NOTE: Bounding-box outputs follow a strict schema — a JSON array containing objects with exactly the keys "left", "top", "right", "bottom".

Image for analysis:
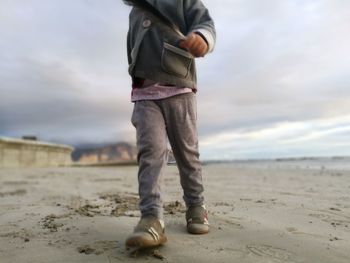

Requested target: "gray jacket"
[{"left": 127, "top": 0, "right": 216, "bottom": 89}]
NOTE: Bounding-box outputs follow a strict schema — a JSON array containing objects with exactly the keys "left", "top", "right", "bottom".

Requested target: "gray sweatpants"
[{"left": 131, "top": 92, "right": 204, "bottom": 219}]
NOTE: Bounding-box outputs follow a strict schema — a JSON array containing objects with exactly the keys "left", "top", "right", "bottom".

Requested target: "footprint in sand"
[
  {"left": 2, "top": 180, "right": 31, "bottom": 185},
  {"left": 77, "top": 240, "right": 119, "bottom": 255},
  {"left": 246, "top": 244, "right": 302, "bottom": 263},
  {"left": 92, "top": 178, "right": 122, "bottom": 182},
  {"left": 286, "top": 227, "right": 298, "bottom": 233},
  {"left": 0, "top": 189, "right": 27, "bottom": 197},
  {"left": 308, "top": 213, "right": 350, "bottom": 228},
  {"left": 285, "top": 227, "right": 325, "bottom": 238}
]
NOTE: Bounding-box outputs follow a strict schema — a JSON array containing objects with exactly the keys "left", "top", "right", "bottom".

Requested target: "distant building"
[
  {"left": 22, "top": 135, "right": 38, "bottom": 141},
  {"left": 71, "top": 142, "right": 137, "bottom": 165},
  {"left": 0, "top": 137, "right": 73, "bottom": 168},
  {"left": 167, "top": 149, "right": 176, "bottom": 164}
]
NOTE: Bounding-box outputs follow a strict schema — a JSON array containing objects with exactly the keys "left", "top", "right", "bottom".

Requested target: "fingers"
[{"left": 179, "top": 33, "right": 208, "bottom": 57}]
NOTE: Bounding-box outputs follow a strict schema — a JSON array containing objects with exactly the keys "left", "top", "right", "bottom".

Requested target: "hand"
[{"left": 179, "top": 32, "right": 208, "bottom": 57}]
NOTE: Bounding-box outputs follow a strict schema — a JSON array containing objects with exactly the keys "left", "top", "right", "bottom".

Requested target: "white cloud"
[
  {"left": 200, "top": 114, "right": 350, "bottom": 159},
  {"left": 1, "top": 0, "right": 350, "bottom": 158}
]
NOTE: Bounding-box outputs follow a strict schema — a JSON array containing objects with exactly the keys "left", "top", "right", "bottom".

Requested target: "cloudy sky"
[{"left": 1, "top": 0, "right": 350, "bottom": 160}]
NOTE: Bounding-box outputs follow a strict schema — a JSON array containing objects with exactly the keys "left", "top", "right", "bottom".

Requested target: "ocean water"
[{"left": 203, "top": 157, "right": 350, "bottom": 171}]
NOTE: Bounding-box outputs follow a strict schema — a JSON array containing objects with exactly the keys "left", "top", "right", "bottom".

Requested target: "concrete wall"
[{"left": 0, "top": 137, "right": 74, "bottom": 168}]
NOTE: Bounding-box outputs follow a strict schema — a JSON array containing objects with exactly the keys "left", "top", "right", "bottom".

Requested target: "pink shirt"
[{"left": 131, "top": 80, "right": 194, "bottom": 102}]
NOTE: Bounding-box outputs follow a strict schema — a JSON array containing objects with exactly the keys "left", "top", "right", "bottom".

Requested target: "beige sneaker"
[
  {"left": 125, "top": 216, "right": 167, "bottom": 248},
  {"left": 186, "top": 205, "right": 210, "bottom": 234}
]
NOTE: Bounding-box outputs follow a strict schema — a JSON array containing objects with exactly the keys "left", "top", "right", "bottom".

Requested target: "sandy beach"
[{"left": 0, "top": 159, "right": 349, "bottom": 262}]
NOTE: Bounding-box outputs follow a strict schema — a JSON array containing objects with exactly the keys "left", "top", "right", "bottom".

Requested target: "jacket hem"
[{"left": 134, "top": 70, "right": 197, "bottom": 90}]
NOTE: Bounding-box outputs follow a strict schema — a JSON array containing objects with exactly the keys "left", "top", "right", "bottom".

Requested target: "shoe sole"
[
  {"left": 187, "top": 224, "right": 210, "bottom": 235},
  {"left": 125, "top": 236, "right": 167, "bottom": 249},
  {"left": 187, "top": 229, "right": 209, "bottom": 235}
]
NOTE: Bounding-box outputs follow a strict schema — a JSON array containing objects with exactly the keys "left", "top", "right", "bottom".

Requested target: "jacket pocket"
[{"left": 161, "top": 42, "right": 193, "bottom": 78}]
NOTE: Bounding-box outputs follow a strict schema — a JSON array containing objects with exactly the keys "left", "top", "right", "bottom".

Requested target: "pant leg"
[
  {"left": 156, "top": 92, "right": 204, "bottom": 207},
  {"left": 131, "top": 100, "right": 168, "bottom": 219}
]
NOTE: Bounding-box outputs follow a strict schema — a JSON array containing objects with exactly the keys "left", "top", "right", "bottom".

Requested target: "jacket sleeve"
[
  {"left": 127, "top": 30, "right": 132, "bottom": 66},
  {"left": 183, "top": 0, "right": 216, "bottom": 53}
]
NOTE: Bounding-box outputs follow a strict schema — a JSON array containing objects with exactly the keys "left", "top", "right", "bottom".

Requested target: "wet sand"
[{"left": 0, "top": 161, "right": 349, "bottom": 262}]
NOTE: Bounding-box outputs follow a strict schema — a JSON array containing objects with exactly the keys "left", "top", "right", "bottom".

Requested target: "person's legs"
[
  {"left": 126, "top": 100, "right": 168, "bottom": 248},
  {"left": 156, "top": 93, "right": 209, "bottom": 234},
  {"left": 156, "top": 93, "right": 204, "bottom": 208},
  {"left": 131, "top": 100, "right": 168, "bottom": 220}
]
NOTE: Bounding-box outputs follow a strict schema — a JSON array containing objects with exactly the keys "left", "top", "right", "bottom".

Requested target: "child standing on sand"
[{"left": 124, "top": 0, "right": 216, "bottom": 248}]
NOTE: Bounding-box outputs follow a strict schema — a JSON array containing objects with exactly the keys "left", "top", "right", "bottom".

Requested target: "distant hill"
[{"left": 72, "top": 142, "right": 137, "bottom": 165}]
